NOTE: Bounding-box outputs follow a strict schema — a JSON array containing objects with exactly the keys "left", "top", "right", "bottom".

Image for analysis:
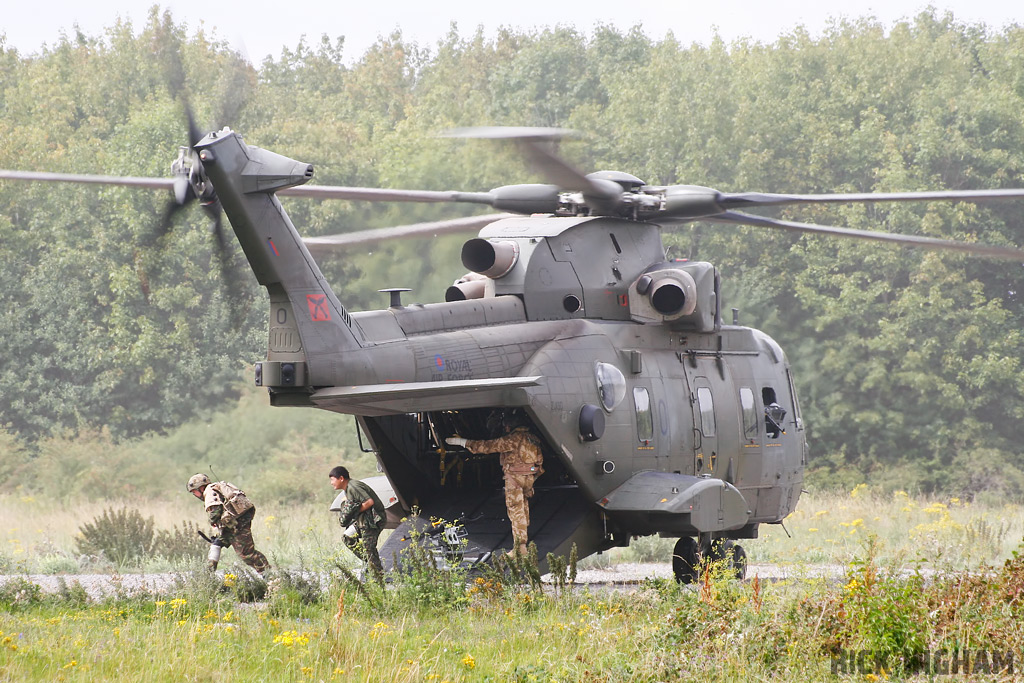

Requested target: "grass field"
[
  {"left": 2, "top": 487, "right": 1024, "bottom": 682},
  {"left": 2, "top": 486, "right": 1022, "bottom": 575}
]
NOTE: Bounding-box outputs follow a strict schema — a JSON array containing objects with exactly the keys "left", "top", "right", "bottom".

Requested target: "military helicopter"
[{"left": 4, "top": 124, "right": 1024, "bottom": 583}]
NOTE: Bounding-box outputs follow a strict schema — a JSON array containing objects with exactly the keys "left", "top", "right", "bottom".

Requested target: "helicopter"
[{"left": 4, "top": 124, "right": 1024, "bottom": 583}]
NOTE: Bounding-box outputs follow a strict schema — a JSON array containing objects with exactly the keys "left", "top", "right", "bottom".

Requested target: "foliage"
[
  {"left": 2, "top": 11, "right": 1024, "bottom": 497},
  {"left": 831, "top": 537, "right": 929, "bottom": 666},
  {"left": 152, "top": 521, "right": 205, "bottom": 562},
  {"left": 73, "top": 509, "right": 204, "bottom": 568},
  {"left": 0, "top": 577, "right": 43, "bottom": 611},
  {"left": 75, "top": 507, "right": 157, "bottom": 566},
  {"left": 4, "top": 533, "right": 1024, "bottom": 680},
  {"left": 230, "top": 567, "right": 269, "bottom": 603},
  {"left": 53, "top": 577, "right": 90, "bottom": 608},
  {"left": 266, "top": 567, "right": 325, "bottom": 618},
  {"left": 381, "top": 516, "right": 472, "bottom": 612}
]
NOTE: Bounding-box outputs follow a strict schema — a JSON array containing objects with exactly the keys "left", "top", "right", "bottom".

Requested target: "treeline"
[{"left": 2, "top": 8, "right": 1024, "bottom": 497}]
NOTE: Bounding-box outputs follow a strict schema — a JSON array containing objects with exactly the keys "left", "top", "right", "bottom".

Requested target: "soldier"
[
  {"left": 186, "top": 473, "right": 270, "bottom": 573},
  {"left": 446, "top": 410, "right": 544, "bottom": 556},
  {"left": 328, "top": 466, "right": 386, "bottom": 580}
]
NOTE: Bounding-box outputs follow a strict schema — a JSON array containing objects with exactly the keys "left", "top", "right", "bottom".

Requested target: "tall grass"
[
  {"left": 0, "top": 496, "right": 352, "bottom": 574},
  {"left": 3, "top": 484, "right": 1023, "bottom": 575},
  {"left": 601, "top": 485, "right": 1024, "bottom": 572},
  {"left": 3, "top": 535, "right": 1024, "bottom": 682}
]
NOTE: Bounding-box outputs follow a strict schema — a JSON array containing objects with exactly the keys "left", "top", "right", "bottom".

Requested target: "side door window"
[
  {"left": 696, "top": 386, "right": 715, "bottom": 437},
  {"left": 740, "top": 387, "right": 757, "bottom": 439},
  {"left": 633, "top": 387, "right": 653, "bottom": 443}
]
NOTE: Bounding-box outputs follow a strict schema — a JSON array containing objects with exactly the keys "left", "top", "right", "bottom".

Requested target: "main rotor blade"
[
  {"left": 443, "top": 127, "right": 622, "bottom": 210},
  {"left": 303, "top": 213, "right": 515, "bottom": 255},
  {"left": 703, "top": 211, "right": 1024, "bottom": 260},
  {"left": 279, "top": 184, "right": 494, "bottom": 204},
  {"left": 0, "top": 170, "right": 174, "bottom": 191},
  {"left": 719, "top": 188, "right": 1024, "bottom": 209},
  {"left": 0, "top": 171, "right": 498, "bottom": 207}
]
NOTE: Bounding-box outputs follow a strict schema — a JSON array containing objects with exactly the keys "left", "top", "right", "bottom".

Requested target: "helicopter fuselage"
[{"left": 196, "top": 128, "right": 806, "bottom": 567}]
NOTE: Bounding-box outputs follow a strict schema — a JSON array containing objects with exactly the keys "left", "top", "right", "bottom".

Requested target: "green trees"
[{"left": 2, "top": 11, "right": 1023, "bottom": 496}]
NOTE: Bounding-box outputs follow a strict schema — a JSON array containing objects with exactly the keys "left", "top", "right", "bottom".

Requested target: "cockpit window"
[{"left": 595, "top": 362, "right": 627, "bottom": 411}]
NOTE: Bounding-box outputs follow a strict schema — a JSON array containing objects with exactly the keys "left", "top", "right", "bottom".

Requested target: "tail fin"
[{"left": 195, "top": 130, "right": 365, "bottom": 386}]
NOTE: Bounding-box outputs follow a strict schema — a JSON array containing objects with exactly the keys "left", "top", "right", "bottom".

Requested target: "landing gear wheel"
[
  {"left": 672, "top": 536, "right": 699, "bottom": 584},
  {"left": 729, "top": 543, "right": 747, "bottom": 581},
  {"left": 708, "top": 539, "right": 747, "bottom": 580}
]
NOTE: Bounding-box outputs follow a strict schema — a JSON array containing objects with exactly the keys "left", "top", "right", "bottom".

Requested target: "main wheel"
[
  {"left": 672, "top": 536, "right": 699, "bottom": 584},
  {"left": 729, "top": 543, "right": 747, "bottom": 581},
  {"left": 708, "top": 539, "right": 747, "bottom": 580}
]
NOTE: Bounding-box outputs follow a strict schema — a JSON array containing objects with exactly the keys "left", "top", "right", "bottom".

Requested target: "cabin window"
[
  {"left": 762, "top": 386, "right": 787, "bottom": 438},
  {"left": 595, "top": 362, "right": 627, "bottom": 411},
  {"left": 740, "top": 387, "right": 757, "bottom": 438},
  {"left": 633, "top": 387, "right": 653, "bottom": 442},
  {"left": 696, "top": 387, "right": 715, "bottom": 437}
]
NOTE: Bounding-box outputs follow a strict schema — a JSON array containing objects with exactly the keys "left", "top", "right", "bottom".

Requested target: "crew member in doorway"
[
  {"left": 446, "top": 410, "right": 544, "bottom": 557},
  {"left": 765, "top": 402, "right": 787, "bottom": 439}
]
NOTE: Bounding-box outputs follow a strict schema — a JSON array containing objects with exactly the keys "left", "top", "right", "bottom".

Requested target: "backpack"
[{"left": 212, "top": 481, "right": 255, "bottom": 523}]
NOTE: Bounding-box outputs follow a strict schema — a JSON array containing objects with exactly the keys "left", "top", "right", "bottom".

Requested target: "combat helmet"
[{"left": 187, "top": 473, "right": 211, "bottom": 492}]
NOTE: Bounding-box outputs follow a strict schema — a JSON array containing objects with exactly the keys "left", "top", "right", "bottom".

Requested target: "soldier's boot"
[
  {"left": 505, "top": 543, "right": 529, "bottom": 560},
  {"left": 207, "top": 560, "right": 219, "bottom": 572}
]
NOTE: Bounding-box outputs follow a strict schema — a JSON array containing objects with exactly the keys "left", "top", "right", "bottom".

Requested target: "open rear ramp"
[{"left": 378, "top": 484, "right": 601, "bottom": 573}]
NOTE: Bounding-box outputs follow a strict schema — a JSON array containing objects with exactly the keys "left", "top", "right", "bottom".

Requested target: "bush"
[
  {"left": 153, "top": 521, "right": 206, "bottom": 562},
  {"left": 0, "top": 577, "right": 43, "bottom": 610},
  {"left": 37, "top": 554, "right": 80, "bottom": 574},
  {"left": 230, "top": 567, "right": 268, "bottom": 603},
  {"left": 54, "top": 577, "right": 90, "bottom": 606},
  {"left": 76, "top": 507, "right": 156, "bottom": 566},
  {"left": 627, "top": 535, "right": 674, "bottom": 563},
  {"left": 267, "top": 567, "right": 325, "bottom": 617}
]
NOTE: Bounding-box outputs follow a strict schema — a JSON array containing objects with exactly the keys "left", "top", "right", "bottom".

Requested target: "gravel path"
[{"left": 0, "top": 563, "right": 846, "bottom": 600}]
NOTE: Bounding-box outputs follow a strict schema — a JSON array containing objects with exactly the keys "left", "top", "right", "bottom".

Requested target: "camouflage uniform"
[
  {"left": 338, "top": 479, "right": 386, "bottom": 579},
  {"left": 465, "top": 426, "right": 544, "bottom": 554},
  {"left": 204, "top": 481, "right": 270, "bottom": 573}
]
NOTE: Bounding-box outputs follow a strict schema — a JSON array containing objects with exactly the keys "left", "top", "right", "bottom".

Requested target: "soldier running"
[
  {"left": 186, "top": 474, "right": 270, "bottom": 573},
  {"left": 447, "top": 410, "right": 544, "bottom": 557},
  {"left": 329, "top": 466, "right": 386, "bottom": 581}
]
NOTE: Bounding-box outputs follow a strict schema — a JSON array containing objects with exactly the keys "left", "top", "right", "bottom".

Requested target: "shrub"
[
  {"left": 267, "top": 567, "right": 325, "bottom": 617},
  {"left": 0, "top": 577, "right": 43, "bottom": 610},
  {"left": 231, "top": 567, "right": 268, "bottom": 603},
  {"left": 627, "top": 534, "right": 674, "bottom": 563},
  {"left": 37, "top": 554, "right": 80, "bottom": 574},
  {"left": 54, "top": 577, "right": 90, "bottom": 606},
  {"left": 153, "top": 521, "right": 206, "bottom": 562},
  {"left": 75, "top": 507, "right": 156, "bottom": 566}
]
